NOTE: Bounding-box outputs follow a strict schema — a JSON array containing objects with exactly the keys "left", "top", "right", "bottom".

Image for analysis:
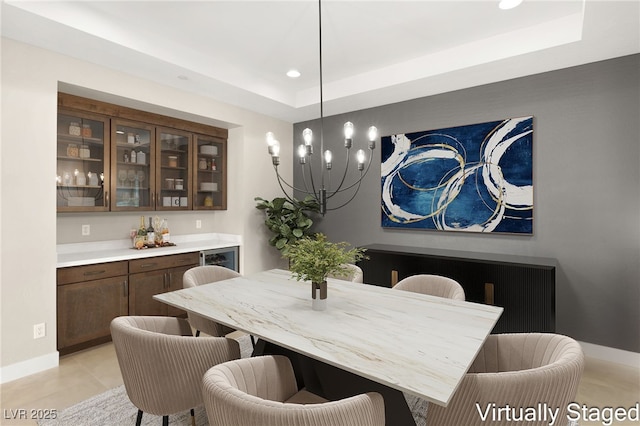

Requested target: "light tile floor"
[{"left": 1, "top": 343, "right": 638, "bottom": 425}]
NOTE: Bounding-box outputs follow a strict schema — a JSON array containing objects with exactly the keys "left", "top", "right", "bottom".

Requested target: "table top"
[{"left": 154, "top": 269, "right": 502, "bottom": 406}]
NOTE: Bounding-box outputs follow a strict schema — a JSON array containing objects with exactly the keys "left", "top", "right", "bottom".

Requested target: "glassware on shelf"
[
  {"left": 62, "top": 171, "right": 72, "bottom": 186},
  {"left": 79, "top": 144, "right": 90, "bottom": 158},
  {"left": 132, "top": 176, "right": 140, "bottom": 207},
  {"left": 69, "top": 122, "right": 81, "bottom": 136},
  {"left": 88, "top": 172, "right": 99, "bottom": 186},
  {"left": 67, "top": 144, "right": 79, "bottom": 158},
  {"left": 137, "top": 170, "right": 145, "bottom": 187},
  {"left": 75, "top": 170, "right": 86, "bottom": 186},
  {"left": 118, "top": 169, "right": 127, "bottom": 187},
  {"left": 127, "top": 170, "right": 136, "bottom": 187}
]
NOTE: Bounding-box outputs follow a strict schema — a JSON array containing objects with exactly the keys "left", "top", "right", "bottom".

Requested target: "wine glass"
[
  {"left": 118, "top": 169, "right": 127, "bottom": 187},
  {"left": 127, "top": 170, "right": 136, "bottom": 187},
  {"left": 137, "top": 170, "right": 145, "bottom": 187}
]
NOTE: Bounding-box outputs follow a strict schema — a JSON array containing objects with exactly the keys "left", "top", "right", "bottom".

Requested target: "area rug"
[
  {"left": 39, "top": 385, "right": 427, "bottom": 426},
  {"left": 37, "top": 334, "right": 430, "bottom": 426}
]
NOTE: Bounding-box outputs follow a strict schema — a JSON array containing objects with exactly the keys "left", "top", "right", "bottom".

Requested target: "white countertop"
[
  {"left": 154, "top": 269, "right": 503, "bottom": 407},
  {"left": 57, "top": 233, "right": 241, "bottom": 268}
]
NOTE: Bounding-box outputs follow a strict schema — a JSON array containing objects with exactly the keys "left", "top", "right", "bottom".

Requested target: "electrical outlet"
[
  {"left": 196, "top": 220, "right": 202, "bottom": 229},
  {"left": 33, "top": 323, "right": 46, "bottom": 339},
  {"left": 82, "top": 224, "right": 90, "bottom": 236}
]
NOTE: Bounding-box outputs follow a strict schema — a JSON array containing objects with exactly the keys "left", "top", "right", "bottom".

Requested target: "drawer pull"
[
  {"left": 391, "top": 270, "right": 399, "bottom": 287},
  {"left": 139, "top": 263, "right": 158, "bottom": 269},
  {"left": 123, "top": 280, "right": 128, "bottom": 297},
  {"left": 485, "top": 283, "right": 495, "bottom": 305},
  {"left": 84, "top": 269, "right": 106, "bottom": 276}
]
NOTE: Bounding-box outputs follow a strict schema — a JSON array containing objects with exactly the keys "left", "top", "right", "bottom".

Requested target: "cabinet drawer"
[
  {"left": 57, "top": 261, "right": 128, "bottom": 285},
  {"left": 129, "top": 252, "right": 199, "bottom": 274}
]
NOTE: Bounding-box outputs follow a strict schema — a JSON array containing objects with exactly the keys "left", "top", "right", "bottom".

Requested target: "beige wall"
[{"left": 0, "top": 38, "right": 291, "bottom": 381}]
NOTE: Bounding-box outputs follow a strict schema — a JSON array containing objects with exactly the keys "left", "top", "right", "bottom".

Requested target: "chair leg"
[
  {"left": 250, "top": 335, "right": 256, "bottom": 347},
  {"left": 195, "top": 329, "right": 201, "bottom": 337},
  {"left": 135, "top": 410, "right": 143, "bottom": 426},
  {"left": 191, "top": 408, "right": 196, "bottom": 426},
  {"left": 162, "top": 415, "right": 168, "bottom": 426}
]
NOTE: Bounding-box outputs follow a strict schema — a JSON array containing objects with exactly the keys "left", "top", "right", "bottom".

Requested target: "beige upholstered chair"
[
  {"left": 327, "top": 263, "right": 364, "bottom": 283},
  {"left": 183, "top": 265, "right": 241, "bottom": 337},
  {"left": 111, "top": 316, "right": 240, "bottom": 426},
  {"left": 394, "top": 274, "right": 465, "bottom": 300},
  {"left": 426, "top": 333, "right": 584, "bottom": 426},
  {"left": 202, "top": 355, "right": 385, "bottom": 426}
]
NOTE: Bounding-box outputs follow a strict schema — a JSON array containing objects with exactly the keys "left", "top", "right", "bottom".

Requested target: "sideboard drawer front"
[{"left": 57, "top": 261, "right": 128, "bottom": 285}]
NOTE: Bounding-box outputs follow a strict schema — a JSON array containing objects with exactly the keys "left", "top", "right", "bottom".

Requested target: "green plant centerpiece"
[
  {"left": 284, "top": 233, "right": 367, "bottom": 310},
  {"left": 255, "top": 196, "right": 319, "bottom": 256}
]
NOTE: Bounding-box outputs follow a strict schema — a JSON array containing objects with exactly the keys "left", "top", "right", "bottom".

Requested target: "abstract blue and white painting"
[{"left": 381, "top": 116, "right": 533, "bottom": 234}]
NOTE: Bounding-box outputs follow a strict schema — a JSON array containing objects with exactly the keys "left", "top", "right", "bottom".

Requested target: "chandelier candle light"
[{"left": 266, "top": 0, "right": 378, "bottom": 215}]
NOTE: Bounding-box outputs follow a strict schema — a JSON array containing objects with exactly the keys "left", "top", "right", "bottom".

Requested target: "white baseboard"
[
  {"left": 579, "top": 341, "right": 640, "bottom": 369},
  {"left": 0, "top": 351, "right": 59, "bottom": 384}
]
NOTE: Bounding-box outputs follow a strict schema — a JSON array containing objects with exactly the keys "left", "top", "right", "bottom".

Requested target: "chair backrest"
[
  {"left": 183, "top": 265, "right": 241, "bottom": 289},
  {"left": 327, "top": 264, "right": 364, "bottom": 283},
  {"left": 394, "top": 274, "right": 465, "bottom": 300},
  {"left": 426, "top": 333, "right": 584, "bottom": 426},
  {"left": 202, "top": 355, "right": 385, "bottom": 426},
  {"left": 111, "top": 316, "right": 240, "bottom": 416},
  {"left": 183, "top": 265, "right": 241, "bottom": 336}
]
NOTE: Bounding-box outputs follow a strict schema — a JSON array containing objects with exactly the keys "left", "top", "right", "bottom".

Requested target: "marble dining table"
[{"left": 154, "top": 268, "right": 502, "bottom": 425}]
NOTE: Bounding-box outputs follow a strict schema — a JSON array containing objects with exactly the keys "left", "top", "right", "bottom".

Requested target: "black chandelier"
[{"left": 266, "top": 0, "right": 377, "bottom": 215}]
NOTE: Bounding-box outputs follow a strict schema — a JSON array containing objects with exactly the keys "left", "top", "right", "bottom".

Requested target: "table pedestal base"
[{"left": 254, "top": 339, "right": 419, "bottom": 426}]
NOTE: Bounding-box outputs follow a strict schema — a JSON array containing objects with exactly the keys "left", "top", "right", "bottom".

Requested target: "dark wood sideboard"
[{"left": 356, "top": 244, "right": 556, "bottom": 333}]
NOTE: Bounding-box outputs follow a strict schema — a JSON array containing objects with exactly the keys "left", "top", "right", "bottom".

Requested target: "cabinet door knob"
[
  {"left": 105, "top": 191, "right": 109, "bottom": 208},
  {"left": 123, "top": 280, "right": 128, "bottom": 297}
]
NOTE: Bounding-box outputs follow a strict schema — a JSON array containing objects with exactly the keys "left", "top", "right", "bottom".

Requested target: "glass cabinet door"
[
  {"left": 193, "top": 134, "right": 226, "bottom": 210},
  {"left": 57, "top": 111, "right": 109, "bottom": 211},
  {"left": 157, "top": 129, "right": 191, "bottom": 210},
  {"left": 111, "top": 120, "right": 155, "bottom": 210}
]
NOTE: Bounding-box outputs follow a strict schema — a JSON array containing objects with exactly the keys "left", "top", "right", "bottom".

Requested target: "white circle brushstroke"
[
  {"left": 481, "top": 117, "right": 533, "bottom": 210},
  {"left": 381, "top": 117, "right": 532, "bottom": 231}
]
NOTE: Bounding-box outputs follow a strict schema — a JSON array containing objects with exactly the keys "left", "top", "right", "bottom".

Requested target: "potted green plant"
[
  {"left": 284, "top": 233, "right": 367, "bottom": 310},
  {"left": 255, "top": 195, "right": 320, "bottom": 255}
]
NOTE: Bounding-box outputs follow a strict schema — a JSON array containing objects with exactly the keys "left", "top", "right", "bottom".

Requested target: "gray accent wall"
[{"left": 293, "top": 54, "right": 640, "bottom": 353}]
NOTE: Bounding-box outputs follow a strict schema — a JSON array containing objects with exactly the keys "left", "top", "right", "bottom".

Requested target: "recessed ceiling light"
[
  {"left": 499, "top": 0, "right": 523, "bottom": 10},
  {"left": 286, "top": 69, "right": 301, "bottom": 78}
]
